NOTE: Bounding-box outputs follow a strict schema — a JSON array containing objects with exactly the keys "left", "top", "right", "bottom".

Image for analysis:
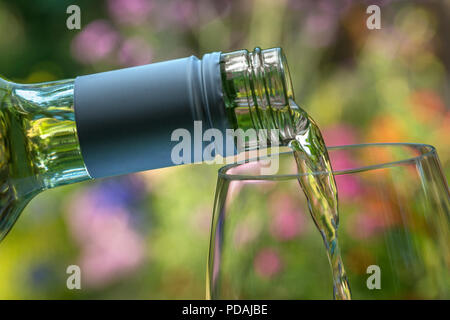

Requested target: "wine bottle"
[{"left": 0, "top": 47, "right": 294, "bottom": 240}]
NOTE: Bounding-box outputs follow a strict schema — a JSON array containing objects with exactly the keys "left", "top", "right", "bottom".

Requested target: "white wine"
[
  {"left": 0, "top": 78, "right": 88, "bottom": 240},
  {"left": 221, "top": 48, "right": 351, "bottom": 299},
  {"left": 288, "top": 99, "right": 351, "bottom": 300}
]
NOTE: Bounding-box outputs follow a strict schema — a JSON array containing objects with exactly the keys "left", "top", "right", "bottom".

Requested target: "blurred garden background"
[{"left": 0, "top": 0, "right": 448, "bottom": 299}]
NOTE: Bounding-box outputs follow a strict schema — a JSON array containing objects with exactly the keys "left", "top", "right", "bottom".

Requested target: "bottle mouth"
[
  {"left": 253, "top": 47, "right": 294, "bottom": 107},
  {"left": 220, "top": 47, "right": 294, "bottom": 110},
  {"left": 279, "top": 48, "right": 294, "bottom": 102}
]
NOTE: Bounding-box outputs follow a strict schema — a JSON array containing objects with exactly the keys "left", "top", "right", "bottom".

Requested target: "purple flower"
[
  {"left": 65, "top": 176, "right": 147, "bottom": 288},
  {"left": 329, "top": 150, "right": 363, "bottom": 199},
  {"left": 107, "top": 0, "right": 153, "bottom": 25},
  {"left": 118, "top": 38, "right": 153, "bottom": 67},
  {"left": 92, "top": 174, "right": 147, "bottom": 210},
  {"left": 150, "top": 0, "right": 198, "bottom": 29},
  {"left": 71, "top": 20, "right": 119, "bottom": 64},
  {"left": 79, "top": 214, "right": 145, "bottom": 288},
  {"left": 269, "top": 193, "right": 306, "bottom": 241},
  {"left": 169, "top": 0, "right": 197, "bottom": 27},
  {"left": 254, "top": 248, "right": 282, "bottom": 278}
]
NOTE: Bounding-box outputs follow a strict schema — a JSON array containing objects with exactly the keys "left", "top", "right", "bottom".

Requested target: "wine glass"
[{"left": 207, "top": 143, "right": 450, "bottom": 299}]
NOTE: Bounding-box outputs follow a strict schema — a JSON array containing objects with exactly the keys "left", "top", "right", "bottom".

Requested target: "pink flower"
[
  {"left": 66, "top": 190, "right": 145, "bottom": 288},
  {"left": 79, "top": 214, "right": 145, "bottom": 287},
  {"left": 118, "top": 38, "right": 153, "bottom": 67},
  {"left": 328, "top": 148, "right": 363, "bottom": 200},
  {"left": 322, "top": 124, "right": 358, "bottom": 146},
  {"left": 271, "top": 211, "right": 305, "bottom": 241},
  {"left": 269, "top": 193, "right": 306, "bottom": 241},
  {"left": 107, "top": 0, "right": 153, "bottom": 25},
  {"left": 169, "top": 0, "right": 198, "bottom": 27},
  {"left": 329, "top": 150, "right": 357, "bottom": 171},
  {"left": 254, "top": 248, "right": 282, "bottom": 278},
  {"left": 335, "top": 175, "right": 362, "bottom": 199},
  {"left": 71, "top": 20, "right": 119, "bottom": 64},
  {"left": 350, "top": 212, "right": 389, "bottom": 239}
]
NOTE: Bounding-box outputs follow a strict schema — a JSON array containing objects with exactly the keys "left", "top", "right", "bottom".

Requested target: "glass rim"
[{"left": 218, "top": 142, "right": 437, "bottom": 181}]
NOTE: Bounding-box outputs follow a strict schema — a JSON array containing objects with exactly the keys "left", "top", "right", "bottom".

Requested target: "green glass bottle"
[{"left": 0, "top": 47, "right": 294, "bottom": 240}]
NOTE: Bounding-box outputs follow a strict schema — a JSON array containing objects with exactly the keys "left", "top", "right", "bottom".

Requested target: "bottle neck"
[
  {"left": 220, "top": 47, "right": 297, "bottom": 146},
  {"left": 0, "top": 47, "right": 294, "bottom": 190},
  {"left": 5, "top": 79, "right": 90, "bottom": 190},
  {"left": 73, "top": 52, "right": 226, "bottom": 178}
]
